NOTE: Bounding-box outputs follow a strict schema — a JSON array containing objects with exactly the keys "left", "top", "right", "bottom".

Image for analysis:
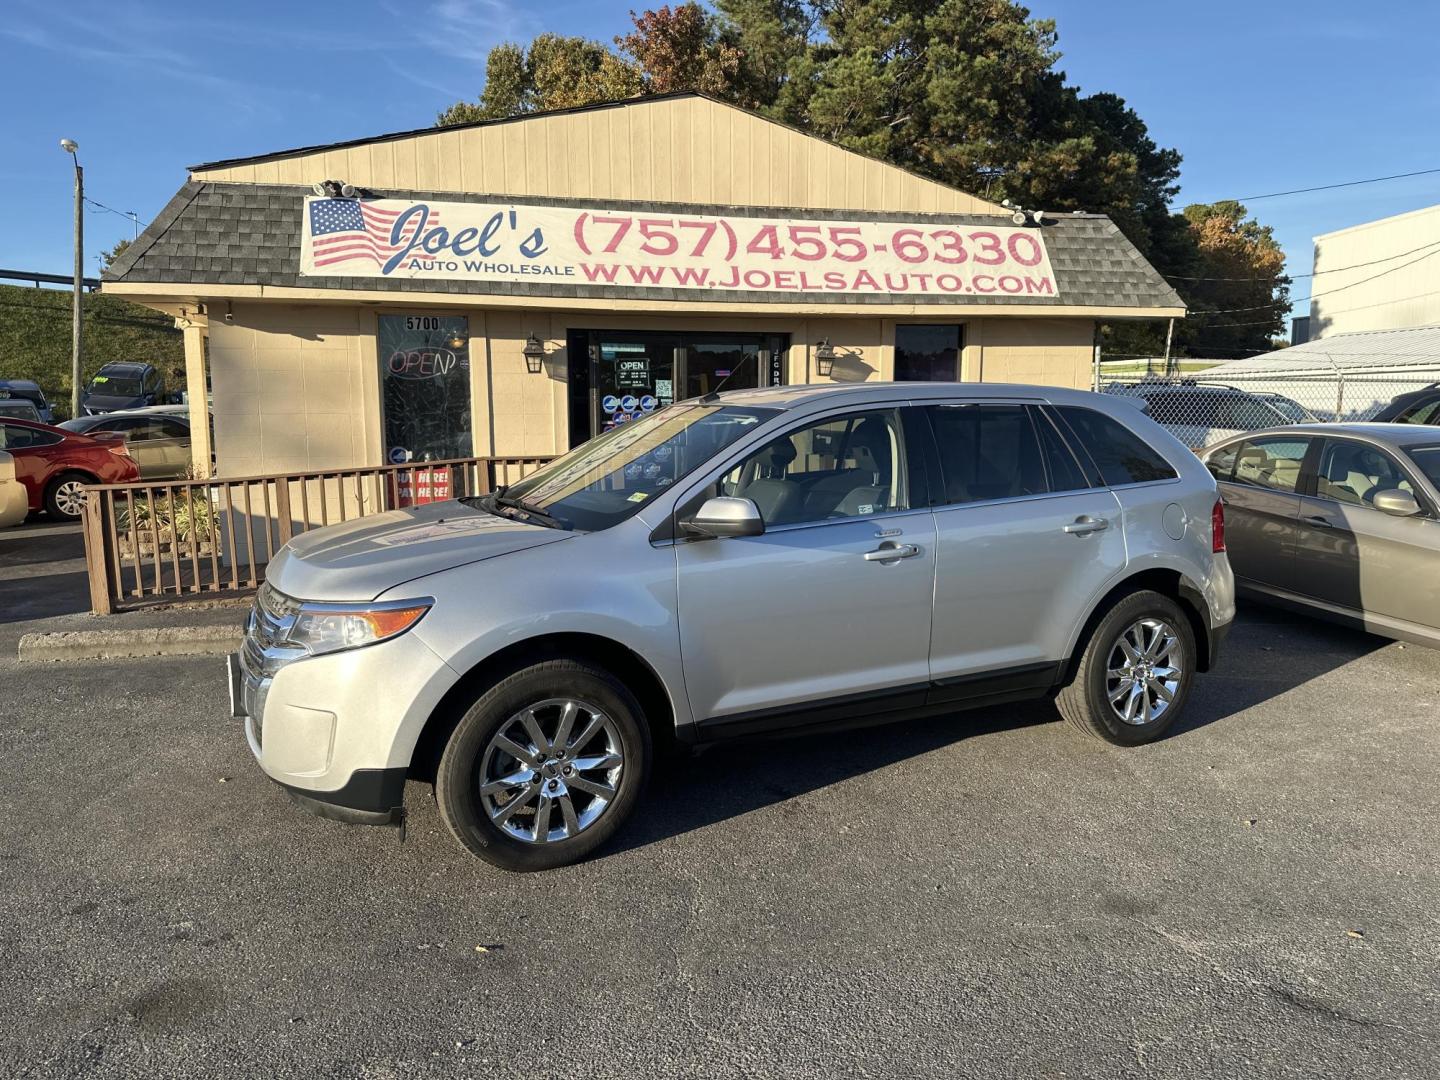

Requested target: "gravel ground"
[{"left": 1, "top": 606, "right": 1438, "bottom": 1079}]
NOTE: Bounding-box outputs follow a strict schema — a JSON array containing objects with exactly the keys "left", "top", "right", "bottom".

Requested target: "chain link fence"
[{"left": 1099, "top": 365, "right": 1440, "bottom": 451}]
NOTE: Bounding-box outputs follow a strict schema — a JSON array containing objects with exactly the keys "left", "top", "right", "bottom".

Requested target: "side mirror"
[
  {"left": 681, "top": 496, "right": 764, "bottom": 539},
  {"left": 1372, "top": 489, "right": 1422, "bottom": 517}
]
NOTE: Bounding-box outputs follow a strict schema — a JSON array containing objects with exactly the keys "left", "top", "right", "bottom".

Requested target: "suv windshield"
[
  {"left": 90, "top": 374, "right": 144, "bottom": 396},
  {"left": 486, "top": 403, "right": 778, "bottom": 532}
]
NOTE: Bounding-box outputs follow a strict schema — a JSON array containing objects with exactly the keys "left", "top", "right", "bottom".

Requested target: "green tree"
[
  {"left": 1173, "top": 200, "right": 1290, "bottom": 358},
  {"left": 100, "top": 238, "right": 133, "bottom": 272},
  {"left": 0, "top": 284, "right": 182, "bottom": 421},
  {"left": 437, "top": 35, "right": 641, "bottom": 125},
  {"left": 616, "top": 4, "right": 742, "bottom": 96}
]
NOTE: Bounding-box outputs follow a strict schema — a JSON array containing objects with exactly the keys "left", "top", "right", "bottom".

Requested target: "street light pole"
[{"left": 60, "top": 139, "right": 83, "bottom": 420}]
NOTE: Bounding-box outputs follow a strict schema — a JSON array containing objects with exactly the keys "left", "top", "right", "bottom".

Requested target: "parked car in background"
[
  {"left": 0, "top": 450, "right": 28, "bottom": 528},
  {"left": 0, "top": 379, "right": 53, "bottom": 423},
  {"left": 233, "top": 383, "right": 1234, "bottom": 871},
  {"left": 1255, "top": 392, "right": 1321, "bottom": 425},
  {"left": 80, "top": 362, "right": 170, "bottom": 416},
  {"left": 60, "top": 410, "right": 192, "bottom": 479},
  {"left": 0, "top": 418, "right": 140, "bottom": 520},
  {"left": 1199, "top": 423, "right": 1440, "bottom": 647},
  {"left": 0, "top": 398, "right": 43, "bottom": 422},
  {"left": 1373, "top": 383, "right": 1440, "bottom": 425},
  {"left": 1107, "top": 381, "right": 1308, "bottom": 449}
]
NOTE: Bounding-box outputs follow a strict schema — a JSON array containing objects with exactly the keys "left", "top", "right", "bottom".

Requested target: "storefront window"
[
  {"left": 581, "top": 330, "right": 787, "bottom": 441},
  {"left": 895, "top": 325, "right": 962, "bottom": 381},
  {"left": 379, "top": 314, "right": 473, "bottom": 463}
]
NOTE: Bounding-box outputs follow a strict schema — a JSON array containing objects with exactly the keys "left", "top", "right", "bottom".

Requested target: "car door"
[
  {"left": 1293, "top": 437, "right": 1440, "bottom": 628},
  {"left": 105, "top": 418, "right": 167, "bottom": 478},
  {"left": 0, "top": 424, "right": 59, "bottom": 508},
  {"left": 925, "top": 402, "right": 1127, "bottom": 690},
  {"left": 1210, "top": 434, "right": 1315, "bottom": 594},
  {"left": 150, "top": 418, "right": 192, "bottom": 478},
  {"left": 674, "top": 406, "right": 937, "bottom": 732}
]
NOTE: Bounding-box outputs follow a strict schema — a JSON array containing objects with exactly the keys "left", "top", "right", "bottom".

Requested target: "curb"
[{"left": 18, "top": 625, "right": 243, "bottom": 663}]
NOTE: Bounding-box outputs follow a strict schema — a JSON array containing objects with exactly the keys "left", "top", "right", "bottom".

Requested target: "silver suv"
[{"left": 231, "top": 383, "right": 1234, "bottom": 871}]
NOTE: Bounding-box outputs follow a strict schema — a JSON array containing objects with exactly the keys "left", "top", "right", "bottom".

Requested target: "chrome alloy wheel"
[
  {"left": 53, "top": 479, "right": 87, "bottom": 518},
  {"left": 478, "top": 698, "right": 624, "bottom": 844},
  {"left": 1105, "top": 618, "right": 1184, "bottom": 726}
]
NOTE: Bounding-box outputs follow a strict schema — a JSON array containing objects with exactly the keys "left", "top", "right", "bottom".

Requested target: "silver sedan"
[{"left": 1198, "top": 423, "right": 1440, "bottom": 646}]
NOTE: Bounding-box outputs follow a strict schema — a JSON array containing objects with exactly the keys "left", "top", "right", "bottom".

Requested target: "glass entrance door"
[{"left": 584, "top": 330, "right": 787, "bottom": 439}]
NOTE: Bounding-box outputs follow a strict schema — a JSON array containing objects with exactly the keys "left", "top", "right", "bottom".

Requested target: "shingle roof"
[
  {"left": 1203, "top": 324, "right": 1440, "bottom": 375},
  {"left": 104, "top": 182, "right": 1184, "bottom": 312}
]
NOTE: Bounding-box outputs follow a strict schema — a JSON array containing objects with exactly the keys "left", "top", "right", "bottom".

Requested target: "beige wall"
[
  {"left": 1310, "top": 204, "right": 1440, "bottom": 338},
  {"left": 201, "top": 303, "right": 1095, "bottom": 474},
  {"left": 207, "top": 304, "right": 380, "bottom": 478},
  {"left": 192, "top": 96, "right": 1002, "bottom": 217},
  {"left": 962, "top": 317, "right": 1096, "bottom": 388}
]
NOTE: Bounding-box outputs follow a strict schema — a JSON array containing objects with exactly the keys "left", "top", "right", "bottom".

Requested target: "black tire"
[
  {"left": 1056, "top": 589, "right": 1196, "bottom": 746},
  {"left": 44, "top": 471, "right": 93, "bottom": 520},
  {"left": 436, "top": 659, "right": 651, "bottom": 871}
]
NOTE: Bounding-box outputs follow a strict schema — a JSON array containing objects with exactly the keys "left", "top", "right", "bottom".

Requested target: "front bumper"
[
  {"left": 230, "top": 652, "right": 409, "bottom": 826},
  {"left": 228, "top": 600, "right": 456, "bottom": 827}
]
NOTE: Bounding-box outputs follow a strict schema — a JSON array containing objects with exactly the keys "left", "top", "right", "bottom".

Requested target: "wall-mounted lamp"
[
  {"left": 814, "top": 338, "right": 837, "bottom": 378},
  {"left": 523, "top": 333, "right": 546, "bottom": 374}
]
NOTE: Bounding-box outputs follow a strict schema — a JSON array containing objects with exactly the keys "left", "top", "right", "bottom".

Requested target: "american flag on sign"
[{"left": 307, "top": 199, "right": 441, "bottom": 270}]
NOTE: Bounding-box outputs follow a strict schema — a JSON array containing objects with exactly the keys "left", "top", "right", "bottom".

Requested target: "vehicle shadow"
[{"left": 604, "top": 607, "right": 1391, "bottom": 859}]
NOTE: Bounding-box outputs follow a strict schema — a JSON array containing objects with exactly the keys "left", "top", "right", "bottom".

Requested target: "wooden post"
[{"left": 81, "top": 489, "right": 115, "bottom": 615}]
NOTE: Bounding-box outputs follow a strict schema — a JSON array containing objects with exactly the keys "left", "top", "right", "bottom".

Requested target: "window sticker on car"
[
  {"left": 858, "top": 504, "right": 874, "bottom": 514},
  {"left": 627, "top": 491, "right": 649, "bottom": 502}
]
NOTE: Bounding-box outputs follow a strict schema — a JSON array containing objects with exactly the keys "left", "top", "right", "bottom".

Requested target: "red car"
[{"left": 0, "top": 417, "right": 140, "bottom": 520}]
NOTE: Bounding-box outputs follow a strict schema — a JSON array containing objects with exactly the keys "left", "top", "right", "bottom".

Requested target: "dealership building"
[{"left": 102, "top": 93, "right": 1183, "bottom": 476}]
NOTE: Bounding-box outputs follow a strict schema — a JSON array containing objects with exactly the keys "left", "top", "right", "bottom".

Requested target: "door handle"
[
  {"left": 1305, "top": 515, "right": 1336, "bottom": 529},
  {"left": 1063, "top": 516, "right": 1109, "bottom": 536},
  {"left": 863, "top": 543, "right": 920, "bottom": 562}
]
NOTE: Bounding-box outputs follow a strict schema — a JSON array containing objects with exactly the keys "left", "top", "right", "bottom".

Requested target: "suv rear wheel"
[
  {"left": 1056, "top": 590, "right": 1196, "bottom": 746},
  {"left": 436, "top": 659, "right": 651, "bottom": 871}
]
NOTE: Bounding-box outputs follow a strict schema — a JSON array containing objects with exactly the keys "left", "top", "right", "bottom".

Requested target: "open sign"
[{"left": 387, "top": 348, "right": 460, "bottom": 379}]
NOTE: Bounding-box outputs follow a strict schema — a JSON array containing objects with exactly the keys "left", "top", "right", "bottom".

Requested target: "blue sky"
[{"left": 6, "top": 0, "right": 1440, "bottom": 322}]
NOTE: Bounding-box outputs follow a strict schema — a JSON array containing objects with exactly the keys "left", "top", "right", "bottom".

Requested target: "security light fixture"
[
  {"left": 312, "top": 179, "right": 354, "bottom": 198},
  {"left": 1011, "top": 210, "right": 1028, "bottom": 226},
  {"left": 814, "top": 338, "right": 836, "bottom": 378},
  {"left": 523, "top": 333, "right": 545, "bottom": 374},
  {"left": 60, "top": 138, "right": 79, "bottom": 155}
]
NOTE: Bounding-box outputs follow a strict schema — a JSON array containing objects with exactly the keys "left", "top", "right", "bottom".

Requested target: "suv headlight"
[{"left": 287, "top": 599, "right": 433, "bottom": 658}]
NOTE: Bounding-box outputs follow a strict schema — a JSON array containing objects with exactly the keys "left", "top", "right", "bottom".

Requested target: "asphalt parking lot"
[{"left": 2, "top": 604, "right": 1438, "bottom": 1079}]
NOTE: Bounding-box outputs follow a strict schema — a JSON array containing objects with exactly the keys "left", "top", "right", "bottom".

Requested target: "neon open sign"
[{"left": 386, "top": 348, "right": 460, "bottom": 379}]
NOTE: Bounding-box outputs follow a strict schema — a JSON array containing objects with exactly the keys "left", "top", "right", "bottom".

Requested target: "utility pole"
[{"left": 61, "top": 139, "right": 83, "bottom": 420}]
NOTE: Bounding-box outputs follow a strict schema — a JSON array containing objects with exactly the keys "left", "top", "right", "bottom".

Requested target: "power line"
[
  {"left": 1165, "top": 238, "right": 1440, "bottom": 283},
  {"left": 1235, "top": 166, "right": 1440, "bottom": 202},
  {"left": 1188, "top": 243, "right": 1440, "bottom": 318},
  {"left": 83, "top": 197, "right": 146, "bottom": 229}
]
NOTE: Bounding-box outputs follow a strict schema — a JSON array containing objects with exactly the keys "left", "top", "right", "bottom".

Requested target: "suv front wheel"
[
  {"left": 436, "top": 659, "right": 651, "bottom": 871},
  {"left": 1056, "top": 590, "right": 1196, "bottom": 746}
]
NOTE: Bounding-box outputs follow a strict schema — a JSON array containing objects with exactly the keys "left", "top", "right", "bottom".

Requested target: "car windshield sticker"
[{"left": 627, "top": 491, "right": 649, "bottom": 502}]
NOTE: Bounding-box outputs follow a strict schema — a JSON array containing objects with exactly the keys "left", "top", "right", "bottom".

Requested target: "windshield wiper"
[{"left": 486, "top": 491, "right": 570, "bottom": 530}]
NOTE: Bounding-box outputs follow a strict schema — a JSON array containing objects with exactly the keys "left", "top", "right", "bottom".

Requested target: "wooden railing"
[{"left": 79, "top": 456, "right": 554, "bottom": 614}]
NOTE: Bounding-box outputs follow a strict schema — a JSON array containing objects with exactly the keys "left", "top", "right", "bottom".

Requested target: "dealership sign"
[{"left": 301, "top": 196, "right": 1060, "bottom": 299}]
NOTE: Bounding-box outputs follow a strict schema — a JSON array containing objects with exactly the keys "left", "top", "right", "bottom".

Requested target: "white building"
[{"left": 1308, "top": 203, "right": 1440, "bottom": 339}]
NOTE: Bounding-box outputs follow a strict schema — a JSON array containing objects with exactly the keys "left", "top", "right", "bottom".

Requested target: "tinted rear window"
[
  {"left": 925, "top": 404, "right": 1046, "bottom": 504},
  {"left": 1055, "top": 406, "right": 1177, "bottom": 486}
]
